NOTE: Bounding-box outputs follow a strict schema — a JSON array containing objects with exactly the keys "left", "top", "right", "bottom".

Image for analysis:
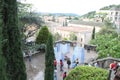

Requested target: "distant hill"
[
  {"left": 81, "top": 11, "right": 96, "bottom": 18},
  {"left": 37, "top": 12, "right": 80, "bottom": 17},
  {"left": 81, "top": 4, "right": 120, "bottom": 18},
  {"left": 100, "top": 4, "right": 120, "bottom": 10}
]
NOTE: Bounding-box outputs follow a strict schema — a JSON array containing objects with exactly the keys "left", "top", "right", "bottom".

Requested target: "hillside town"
[{"left": 0, "top": 1, "right": 120, "bottom": 80}]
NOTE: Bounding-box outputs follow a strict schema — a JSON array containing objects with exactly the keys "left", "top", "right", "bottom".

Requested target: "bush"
[
  {"left": 36, "top": 26, "right": 49, "bottom": 44},
  {"left": 65, "top": 66, "right": 108, "bottom": 80}
]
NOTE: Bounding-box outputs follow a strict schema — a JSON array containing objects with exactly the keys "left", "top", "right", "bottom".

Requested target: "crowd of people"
[
  {"left": 53, "top": 57, "right": 80, "bottom": 80},
  {"left": 54, "top": 58, "right": 120, "bottom": 80}
]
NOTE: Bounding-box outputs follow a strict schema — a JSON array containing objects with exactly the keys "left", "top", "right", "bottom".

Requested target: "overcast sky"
[{"left": 23, "top": 0, "right": 120, "bottom": 15}]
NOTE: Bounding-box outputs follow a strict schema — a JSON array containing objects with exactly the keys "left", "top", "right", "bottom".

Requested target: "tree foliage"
[
  {"left": 0, "top": 1, "right": 7, "bottom": 79},
  {"left": 36, "top": 26, "right": 49, "bottom": 44},
  {"left": 65, "top": 66, "right": 108, "bottom": 80},
  {"left": 82, "top": 11, "right": 96, "bottom": 19},
  {"left": 20, "top": 15, "right": 43, "bottom": 26},
  {"left": 45, "top": 33, "right": 54, "bottom": 80},
  {"left": 53, "top": 32, "right": 61, "bottom": 41},
  {"left": 2, "top": 0, "right": 27, "bottom": 80},
  {"left": 100, "top": 4, "right": 120, "bottom": 10},
  {"left": 69, "top": 32, "right": 77, "bottom": 41},
  {"left": 90, "top": 27, "right": 120, "bottom": 58},
  {"left": 103, "top": 19, "right": 114, "bottom": 29},
  {"left": 18, "top": 2, "right": 33, "bottom": 17},
  {"left": 96, "top": 12, "right": 107, "bottom": 22},
  {"left": 18, "top": 2, "right": 44, "bottom": 52},
  {"left": 18, "top": 2, "right": 43, "bottom": 33}
]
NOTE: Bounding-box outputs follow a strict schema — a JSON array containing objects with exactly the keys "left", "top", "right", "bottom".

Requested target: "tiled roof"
[{"left": 56, "top": 26, "right": 92, "bottom": 33}]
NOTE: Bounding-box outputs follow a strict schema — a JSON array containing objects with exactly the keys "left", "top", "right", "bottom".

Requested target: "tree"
[
  {"left": 0, "top": 1, "right": 7, "bottom": 79},
  {"left": 96, "top": 12, "right": 107, "bottom": 22},
  {"left": 17, "top": 2, "right": 33, "bottom": 17},
  {"left": 82, "top": 11, "right": 96, "bottom": 19},
  {"left": 36, "top": 26, "right": 49, "bottom": 44},
  {"left": 45, "top": 33, "right": 54, "bottom": 80},
  {"left": 2, "top": 0, "right": 27, "bottom": 80},
  {"left": 73, "top": 17, "right": 79, "bottom": 20},
  {"left": 69, "top": 32, "right": 77, "bottom": 41},
  {"left": 90, "top": 28, "right": 120, "bottom": 58},
  {"left": 103, "top": 18, "right": 113, "bottom": 29},
  {"left": 65, "top": 66, "right": 108, "bottom": 80},
  {"left": 91, "top": 26, "right": 95, "bottom": 39},
  {"left": 53, "top": 32, "right": 61, "bottom": 41}
]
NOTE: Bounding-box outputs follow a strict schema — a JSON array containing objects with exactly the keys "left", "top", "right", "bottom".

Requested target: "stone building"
[{"left": 53, "top": 26, "right": 93, "bottom": 47}]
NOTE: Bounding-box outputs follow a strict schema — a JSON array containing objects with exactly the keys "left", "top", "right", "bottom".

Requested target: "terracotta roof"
[{"left": 56, "top": 26, "right": 92, "bottom": 33}]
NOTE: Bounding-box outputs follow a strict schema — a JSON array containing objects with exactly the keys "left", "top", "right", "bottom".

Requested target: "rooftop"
[
  {"left": 110, "top": 7, "right": 120, "bottom": 11},
  {"left": 56, "top": 26, "right": 92, "bottom": 33}
]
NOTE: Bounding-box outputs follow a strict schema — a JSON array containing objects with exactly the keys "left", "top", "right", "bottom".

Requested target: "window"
[
  {"left": 115, "top": 17, "right": 117, "bottom": 21},
  {"left": 116, "top": 12, "right": 118, "bottom": 16}
]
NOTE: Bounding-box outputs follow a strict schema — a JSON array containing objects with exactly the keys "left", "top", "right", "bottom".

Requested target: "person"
[
  {"left": 60, "top": 59, "right": 63, "bottom": 71},
  {"left": 114, "top": 67, "right": 120, "bottom": 80},
  {"left": 26, "top": 50, "right": 32, "bottom": 62},
  {"left": 94, "top": 62, "right": 99, "bottom": 67},
  {"left": 75, "top": 58, "right": 79, "bottom": 66},
  {"left": 110, "top": 61, "right": 119, "bottom": 76},
  {"left": 110, "top": 61, "right": 118, "bottom": 70},
  {"left": 63, "top": 72, "right": 67, "bottom": 80},
  {"left": 67, "top": 58, "right": 71, "bottom": 69},
  {"left": 54, "top": 59, "right": 57, "bottom": 69}
]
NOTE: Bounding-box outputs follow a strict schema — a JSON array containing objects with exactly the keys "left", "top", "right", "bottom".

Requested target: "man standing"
[
  {"left": 60, "top": 59, "right": 63, "bottom": 71},
  {"left": 67, "top": 58, "right": 71, "bottom": 69}
]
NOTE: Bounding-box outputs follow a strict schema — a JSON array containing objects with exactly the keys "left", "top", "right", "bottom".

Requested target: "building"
[
  {"left": 108, "top": 7, "right": 120, "bottom": 29},
  {"left": 53, "top": 26, "right": 93, "bottom": 47},
  {"left": 96, "top": 7, "right": 120, "bottom": 29}
]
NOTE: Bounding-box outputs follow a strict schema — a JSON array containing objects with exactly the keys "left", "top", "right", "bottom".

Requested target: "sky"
[{"left": 23, "top": 0, "right": 120, "bottom": 15}]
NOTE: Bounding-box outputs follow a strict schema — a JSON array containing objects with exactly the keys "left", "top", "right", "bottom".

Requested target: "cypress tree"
[
  {"left": 45, "top": 33, "right": 55, "bottom": 80},
  {"left": 0, "top": 0, "right": 7, "bottom": 79},
  {"left": 36, "top": 26, "right": 49, "bottom": 44},
  {"left": 92, "top": 26, "right": 95, "bottom": 39},
  {"left": 2, "top": 0, "right": 27, "bottom": 80}
]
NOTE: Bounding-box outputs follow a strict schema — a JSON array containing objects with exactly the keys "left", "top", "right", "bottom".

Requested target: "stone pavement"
[{"left": 25, "top": 47, "right": 98, "bottom": 80}]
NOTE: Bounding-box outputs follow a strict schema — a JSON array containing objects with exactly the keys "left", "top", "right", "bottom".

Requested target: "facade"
[
  {"left": 108, "top": 7, "right": 120, "bottom": 29},
  {"left": 96, "top": 8, "right": 120, "bottom": 29},
  {"left": 53, "top": 26, "right": 93, "bottom": 47}
]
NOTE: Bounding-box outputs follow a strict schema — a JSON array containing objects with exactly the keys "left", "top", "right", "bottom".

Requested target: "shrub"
[{"left": 65, "top": 66, "right": 108, "bottom": 80}]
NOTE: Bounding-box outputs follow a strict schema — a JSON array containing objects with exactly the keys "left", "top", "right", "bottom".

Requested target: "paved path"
[
  {"left": 25, "top": 53, "right": 45, "bottom": 80},
  {"left": 25, "top": 48, "right": 98, "bottom": 80}
]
